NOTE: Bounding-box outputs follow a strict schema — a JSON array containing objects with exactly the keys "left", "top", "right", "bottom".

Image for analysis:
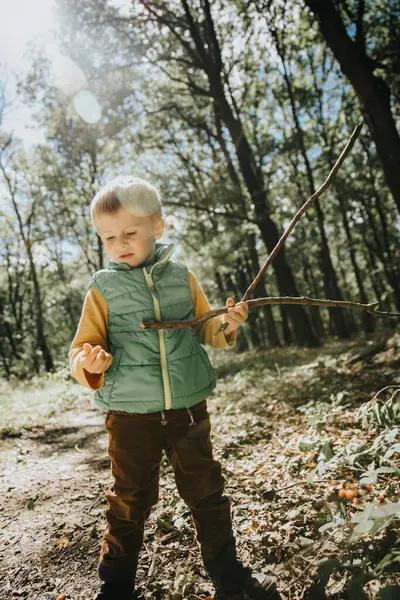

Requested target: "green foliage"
[{"left": 357, "top": 388, "right": 400, "bottom": 429}]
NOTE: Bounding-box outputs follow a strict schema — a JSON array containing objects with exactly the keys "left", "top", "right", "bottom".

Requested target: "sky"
[
  {"left": 0, "top": 0, "right": 177, "bottom": 264},
  {"left": 0, "top": 0, "right": 60, "bottom": 146},
  {"left": 0, "top": 0, "right": 132, "bottom": 147}
]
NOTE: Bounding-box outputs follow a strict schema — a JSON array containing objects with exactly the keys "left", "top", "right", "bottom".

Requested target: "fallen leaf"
[{"left": 54, "top": 536, "right": 70, "bottom": 549}]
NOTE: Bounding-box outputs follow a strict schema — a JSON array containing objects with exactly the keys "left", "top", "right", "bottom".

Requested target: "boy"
[{"left": 69, "top": 176, "right": 281, "bottom": 600}]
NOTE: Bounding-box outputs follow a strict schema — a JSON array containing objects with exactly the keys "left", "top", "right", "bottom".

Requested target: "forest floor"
[{"left": 0, "top": 330, "right": 399, "bottom": 600}]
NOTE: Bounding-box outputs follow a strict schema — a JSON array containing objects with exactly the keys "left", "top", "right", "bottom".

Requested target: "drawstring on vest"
[
  {"left": 160, "top": 408, "right": 196, "bottom": 426},
  {"left": 186, "top": 407, "right": 196, "bottom": 426}
]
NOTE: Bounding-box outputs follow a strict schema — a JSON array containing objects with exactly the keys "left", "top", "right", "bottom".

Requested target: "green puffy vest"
[{"left": 88, "top": 241, "right": 217, "bottom": 413}]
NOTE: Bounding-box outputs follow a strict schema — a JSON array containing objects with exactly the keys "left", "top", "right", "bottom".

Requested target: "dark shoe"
[
  {"left": 94, "top": 581, "right": 145, "bottom": 599},
  {"left": 203, "top": 539, "right": 252, "bottom": 595},
  {"left": 204, "top": 539, "right": 281, "bottom": 600},
  {"left": 214, "top": 572, "right": 281, "bottom": 600},
  {"left": 242, "top": 571, "right": 281, "bottom": 600}
]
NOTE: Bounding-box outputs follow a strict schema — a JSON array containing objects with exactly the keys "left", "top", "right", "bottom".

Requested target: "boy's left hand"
[{"left": 221, "top": 297, "right": 249, "bottom": 335}]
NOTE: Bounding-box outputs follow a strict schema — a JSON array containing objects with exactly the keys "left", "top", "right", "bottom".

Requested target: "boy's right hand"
[{"left": 79, "top": 343, "right": 114, "bottom": 374}]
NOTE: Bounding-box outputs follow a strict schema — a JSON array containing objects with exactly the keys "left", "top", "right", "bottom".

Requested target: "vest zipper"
[{"left": 143, "top": 254, "right": 174, "bottom": 410}]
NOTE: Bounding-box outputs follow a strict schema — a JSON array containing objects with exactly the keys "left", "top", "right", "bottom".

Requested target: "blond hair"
[{"left": 90, "top": 175, "right": 163, "bottom": 228}]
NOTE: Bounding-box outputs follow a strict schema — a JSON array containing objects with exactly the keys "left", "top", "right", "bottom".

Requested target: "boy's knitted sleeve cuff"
[{"left": 69, "top": 287, "right": 109, "bottom": 390}]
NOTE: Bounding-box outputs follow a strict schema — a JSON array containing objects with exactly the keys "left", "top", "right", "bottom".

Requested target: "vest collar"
[{"left": 105, "top": 241, "right": 175, "bottom": 272}]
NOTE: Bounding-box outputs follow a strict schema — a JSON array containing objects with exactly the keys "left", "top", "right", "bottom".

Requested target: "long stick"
[
  {"left": 140, "top": 296, "right": 399, "bottom": 331},
  {"left": 215, "top": 122, "right": 363, "bottom": 334},
  {"left": 240, "top": 122, "right": 363, "bottom": 302}
]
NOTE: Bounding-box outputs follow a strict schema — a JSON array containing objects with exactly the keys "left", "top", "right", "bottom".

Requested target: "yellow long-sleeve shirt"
[{"left": 69, "top": 269, "right": 236, "bottom": 391}]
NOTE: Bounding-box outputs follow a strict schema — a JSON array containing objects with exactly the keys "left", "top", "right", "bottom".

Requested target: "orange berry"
[
  {"left": 379, "top": 496, "right": 385, "bottom": 503},
  {"left": 344, "top": 489, "right": 356, "bottom": 501},
  {"left": 352, "top": 497, "right": 361, "bottom": 505},
  {"left": 364, "top": 484, "right": 373, "bottom": 492},
  {"left": 338, "top": 488, "right": 347, "bottom": 499}
]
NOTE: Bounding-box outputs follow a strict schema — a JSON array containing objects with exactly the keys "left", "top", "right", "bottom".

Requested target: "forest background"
[{"left": 0, "top": 1, "right": 399, "bottom": 599}]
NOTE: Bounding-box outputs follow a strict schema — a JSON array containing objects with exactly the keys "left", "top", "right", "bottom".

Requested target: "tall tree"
[
  {"left": 303, "top": 0, "right": 400, "bottom": 214},
  {"left": 271, "top": 26, "right": 351, "bottom": 338},
  {"left": 0, "top": 148, "right": 55, "bottom": 373},
  {"left": 130, "top": 0, "right": 320, "bottom": 346}
]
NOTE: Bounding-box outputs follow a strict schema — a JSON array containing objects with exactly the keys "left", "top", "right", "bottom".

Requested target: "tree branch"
[
  {"left": 141, "top": 297, "right": 399, "bottom": 331},
  {"left": 240, "top": 122, "right": 363, "bottom": 303},
  {"left": 162, "top": 200, "right": 255, "bottom": 223}
]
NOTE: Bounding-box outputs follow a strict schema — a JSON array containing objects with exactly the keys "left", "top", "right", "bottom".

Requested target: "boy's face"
[{"left": 95, "top": 205, "right": 164, "bottom": 266}]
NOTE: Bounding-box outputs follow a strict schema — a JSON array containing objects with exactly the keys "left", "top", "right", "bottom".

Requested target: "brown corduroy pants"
[{"left": 98, "top": 398, "right": 236, "bottom": 583}]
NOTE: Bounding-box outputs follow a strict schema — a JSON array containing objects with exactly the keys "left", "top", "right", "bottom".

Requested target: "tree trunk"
[
  {"left": 336, "top": 194, "right": 374, "bottom": 332},
  {"left": 361, "top": 140, "right": 400, "bottom": 309},
  {"left": 334, "top": 246, "right": 359, "bottom": 334},
  {"left": 358, "top": 222, "right": 391, "bottom": 312},
  {"left": 242, "top": 256, "right": 268, "bottom": 348},
  {"left": 273, "top": 34, "right": 350, "bottom": 338},
  {"left": 245, "top": 233, "right": 281, "bottom": 347},
  {"left": 279, "top": 305, "right": 293, "bottom": 344},
  {"left": 302, "top": 256, "right": 325, "bottom": 339},
  {"left": 213, "top": 116, "right": 282, "bottom": 347},
  {"left": 356, "top": 189, "right": 400, "bottom": 311},
  {"left": 28, "top": 244, "right": 55, "bottom": 373},
  {"left": 304, "top": 0, "right": 400, "bottom": 213},
  {"left": 235, "top": 258, "right": 265, "bottom": 349},
  {"left": 213, "top": 115, "right": 281, "bottom": 348}
]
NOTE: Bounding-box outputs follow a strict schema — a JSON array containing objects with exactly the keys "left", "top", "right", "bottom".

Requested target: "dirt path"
[
  {"left": 0, "top": 406, "right": 110, "bottom": 599},
  {"left": 1, "top": 336, "right": 399, "bottom": 599}
]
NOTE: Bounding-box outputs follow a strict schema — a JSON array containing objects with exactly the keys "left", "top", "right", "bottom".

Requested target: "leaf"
[
  {"left": 307, "top": 467, "right": 317, "bottom": 483},
  {"left": 374, "top": 467, "right": 396, "bottom": 474},
  {"left": 319, "top": 517, "right": 344, "bottom": 533},
  {"left": 318, "top": 521, "right": 335, "bottom": 533},
  {"left": 298, "top": 438, "right": 319, "bottom": 452},
  {"left": 374, "top": 404, "right": 383, "bottom": 425},
  {"left": 376, "top": 548, "right": 400, "bottom": 573},
  {"left": 320, "top": 440, "right": 333, "bottom": 460},
  {"left": 345, "top": 571, "right": 368, "bottom": 600},
  {"left": 54, "top": 536, "right": 70, "bottom": 549},
  {"left": 369, "top": 517, "right": 394, "bottom": 537},
  {"left": 304, "top": 558, "right": 340, "bottom": 600},
  {"left": 173, "top": 517, "right": 184, "bottom": 529},
  {"left": 352, "top": 503, "right": 374, "bottom": 523},
  {"left": 384, "top": 444, "right": 400, "bottom": 459},
  {"left": 371, "top": 502, "right": 400, "bottom": 518},
  {"left": 360, "top": 474, "right": 377, "bottom": 486},
  {"left": 353, "top": 519, "right": 374, "bottom": 534}
]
